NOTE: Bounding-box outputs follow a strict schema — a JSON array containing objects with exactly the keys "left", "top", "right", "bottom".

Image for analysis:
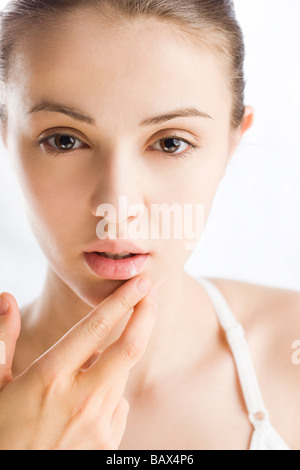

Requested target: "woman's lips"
[{"left": 83, "top": 252, "right": 150, "bottom": 280}]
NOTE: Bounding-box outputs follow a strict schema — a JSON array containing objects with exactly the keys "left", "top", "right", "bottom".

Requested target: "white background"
[{"left": 0, "top": 0, "right": 299, "bottom": 309}]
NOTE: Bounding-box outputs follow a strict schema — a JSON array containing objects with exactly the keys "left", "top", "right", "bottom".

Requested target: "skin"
[{"left": 0, "top": 8, "right": 300, "bottom": 450}]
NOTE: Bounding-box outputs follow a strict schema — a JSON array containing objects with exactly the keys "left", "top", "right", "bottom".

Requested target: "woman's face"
[{"left": 1, "top": 10, "right": 248, "bottom": 306}]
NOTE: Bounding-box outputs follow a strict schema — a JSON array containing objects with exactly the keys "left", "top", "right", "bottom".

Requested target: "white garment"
[{"left": 197, "top": 277, "right": 290, "bottom": 450}]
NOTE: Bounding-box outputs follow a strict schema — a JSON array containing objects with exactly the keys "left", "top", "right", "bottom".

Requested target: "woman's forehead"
[{"left": 6, "top": 13, "right": 231, "bottom": 124}]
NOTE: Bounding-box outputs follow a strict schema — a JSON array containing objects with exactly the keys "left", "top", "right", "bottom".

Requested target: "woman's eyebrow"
[
  {"left": 140, "top": 107, "right": 213, "bottom": 126},
  {"left": 27, "top": 100, "right": 213, "bottom": 126},
  {"left": 27, "top": 101, "right": 97, "bottom": 126}
]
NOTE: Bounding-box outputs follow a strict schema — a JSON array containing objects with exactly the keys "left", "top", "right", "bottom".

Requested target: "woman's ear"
[
  {"left": 228, "top": 105, "right": 254, "bottom": 161},
  {"left": 240, "top": 105, "right": 254, "bottom": 136}
]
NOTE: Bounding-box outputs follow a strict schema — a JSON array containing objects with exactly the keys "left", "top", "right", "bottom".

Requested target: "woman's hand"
[{"left": 0, "top": 276, "right": 157, "bottom": 450}]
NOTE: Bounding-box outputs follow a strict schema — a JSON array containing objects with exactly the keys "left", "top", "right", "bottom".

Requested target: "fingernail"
[
  {"left": 0, "top": 295, "right": 9, "bottom": 315},
  {"left": 137, "top": 277, "right": 152, "bottom": 294}
]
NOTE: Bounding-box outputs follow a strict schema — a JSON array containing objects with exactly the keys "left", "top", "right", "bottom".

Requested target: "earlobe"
[{"left": 226, "top": 105, "right": 255, "bottom": 167}]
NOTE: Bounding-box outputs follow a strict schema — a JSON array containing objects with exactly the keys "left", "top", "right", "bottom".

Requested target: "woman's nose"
[
  {"left": 90, "top": 151, "right": 146, "bottom": 227},
  {"left": 96, "top": 195, "right": 146, "bottom": 241}
]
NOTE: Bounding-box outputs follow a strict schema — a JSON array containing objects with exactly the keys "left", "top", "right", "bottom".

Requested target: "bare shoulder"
[
  {"left": 206, "top": 276, "right": 300, "bottom": 363},
  {"left": 206, "top": 277, "right": 300, "bottom": 449},
  {"left": 206, "top": 277, "right": 300, "bottom": 326}
]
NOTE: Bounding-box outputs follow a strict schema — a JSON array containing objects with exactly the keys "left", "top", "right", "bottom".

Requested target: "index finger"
[{"left": 38, "top": 276, "right": 153, "bottom": 375}]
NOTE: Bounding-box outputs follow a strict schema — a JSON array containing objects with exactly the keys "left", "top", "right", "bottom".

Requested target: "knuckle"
[
  {"left": 87, "top": 316, "right": 112, "bottom": 344},
  {"left": 71, "top": 396, "right": 91, "bottom": 418},
  {"left": 120, "top": 339, "right": 144, "bottom": 362},
  {"left": 115, "top": 295, "right": 133, "bottom": 313}
]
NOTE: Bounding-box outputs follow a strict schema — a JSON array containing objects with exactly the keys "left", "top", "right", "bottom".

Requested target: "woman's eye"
[
  {"left": 38, "top": 133, "right": 86, "bottom": 155},
  {"left": 37, "top": 132, "right": 198, "bottom": 159},
  {"left": 151, "top": 136, "right": 198, "bottom": 159}
]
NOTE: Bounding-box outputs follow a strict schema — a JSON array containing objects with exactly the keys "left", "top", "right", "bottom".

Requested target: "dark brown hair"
[{"left": 0, "top": 0, "right": 246, "bottom": 127}]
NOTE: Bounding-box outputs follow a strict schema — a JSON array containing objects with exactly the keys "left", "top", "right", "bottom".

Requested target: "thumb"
[{"left": 0, "top": 292, "right": 21, "bottom": 389}]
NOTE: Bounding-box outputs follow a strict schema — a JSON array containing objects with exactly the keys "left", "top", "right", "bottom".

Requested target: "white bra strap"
[{"left": 198, "top": 278, "right": 269, "bottom": 425}]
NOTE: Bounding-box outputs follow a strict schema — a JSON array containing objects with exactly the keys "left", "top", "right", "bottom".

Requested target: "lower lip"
[{"left": 83, "top": 252, "right": 150, "bottom": 280}]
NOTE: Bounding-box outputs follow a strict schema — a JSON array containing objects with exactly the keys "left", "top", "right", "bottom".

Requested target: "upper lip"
[{"left": 84, "top": 239, "right": 149, "bottom": 255}]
